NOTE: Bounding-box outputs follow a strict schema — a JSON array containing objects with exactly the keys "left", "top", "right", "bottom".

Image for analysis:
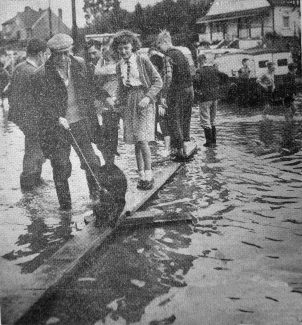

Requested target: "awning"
[{"left": 197, "top": 7, "right": 270, "bottom": 24}]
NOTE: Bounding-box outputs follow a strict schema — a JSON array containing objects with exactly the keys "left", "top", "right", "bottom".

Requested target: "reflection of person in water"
[
  {"left": 259, "top": 118, "right": 275, "bottom": 147},
  {"left": 2, "top": 210, "right": 72, "bottom": 273}
]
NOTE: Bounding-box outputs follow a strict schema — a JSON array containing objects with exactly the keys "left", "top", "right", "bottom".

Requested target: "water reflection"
[{"left": 2, "top": 100, "right": 302, "bottom": 324}]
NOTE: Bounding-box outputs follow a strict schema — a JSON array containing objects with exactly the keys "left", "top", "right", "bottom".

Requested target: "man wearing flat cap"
[{"left": 32, "top": 33, "right": 102, "bottom": 210}]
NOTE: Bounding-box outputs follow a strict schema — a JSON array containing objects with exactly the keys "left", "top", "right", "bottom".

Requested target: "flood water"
[{"left": 1, "top": 97, "right": 302, "bottom": 325}]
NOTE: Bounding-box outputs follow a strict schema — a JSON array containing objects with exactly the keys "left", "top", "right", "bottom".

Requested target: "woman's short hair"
[{"left": 111, "top": 30, "right": 141, "bottom": 54}]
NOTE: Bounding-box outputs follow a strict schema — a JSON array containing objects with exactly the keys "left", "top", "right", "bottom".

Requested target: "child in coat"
[{"left": 111, "top": 30, "right": 163, "bottom": 190}]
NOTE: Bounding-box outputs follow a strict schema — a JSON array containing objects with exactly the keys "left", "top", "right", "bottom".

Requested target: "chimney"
[{"left": 58, "top": 8, "right": 62, "bottom": 20}]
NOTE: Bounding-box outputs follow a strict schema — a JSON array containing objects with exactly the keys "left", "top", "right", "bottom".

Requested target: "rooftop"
[{"left": 2, "top": 6, "right": 47, "bottom": 28}]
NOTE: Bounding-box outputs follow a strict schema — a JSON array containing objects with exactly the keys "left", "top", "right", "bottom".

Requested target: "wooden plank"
[
  {"left": 123, "top": 142, "right": 197, "bottom": 216},
  {"left": 7, "top": 145, "right": 198, "bottom": 324},
  {"left": 123, "top": 161, "right": 182, "bottom": 216},
  {"left": 122, "top": 210, "right": 193, "bottom": 227}
]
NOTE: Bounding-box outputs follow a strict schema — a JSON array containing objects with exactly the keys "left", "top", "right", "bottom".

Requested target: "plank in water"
[
  {"left": 123, "top": 143, "right": 197, "bottom": 216},
  {"left": 122, "top": 209, "right": 193, "bottom": 227},
  {"left": 123, "top": 161, "right": 182, "bottom": 216},
  {"left": 8, "top": 150, "right": 193, "bottom": 324}
]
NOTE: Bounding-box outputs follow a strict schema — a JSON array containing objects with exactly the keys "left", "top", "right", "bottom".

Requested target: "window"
[
  {"left": 283, "top": 16, "right": 290, "bottom": 28},
  {"left": 277, "top": 59, "right": 288, "bottom": 66},
  {"left": 259, "top": 60, "right": 268, "bottom": 68}
]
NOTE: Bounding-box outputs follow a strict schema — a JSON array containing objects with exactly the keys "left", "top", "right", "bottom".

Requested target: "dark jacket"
[
  {"left": 194, "top": 65, "right": 229, "bottom": 102},
  {"left": 32, "top": 55, "right": 100, "bottom": 158},
  {"left": 166, "top": 48, "right": 192, "bottom": 90},
  {"left": 8, "top": 61, "right": 39, "bottom": 135}
]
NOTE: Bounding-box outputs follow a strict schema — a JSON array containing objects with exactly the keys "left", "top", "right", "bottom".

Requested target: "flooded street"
[{"left": 1, "top": 98, "right": 302, "bottom": 325}]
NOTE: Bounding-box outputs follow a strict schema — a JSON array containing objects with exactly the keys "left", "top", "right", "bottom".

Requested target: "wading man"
[
  {"left": 8, "top": 38, "right": 47, "bottom": 191},
  {"left": 156, "top": 30, "right": 194, "bottom": 159},
  {"left": 33, "top": 34, "right": 102, "bottom": 210}
]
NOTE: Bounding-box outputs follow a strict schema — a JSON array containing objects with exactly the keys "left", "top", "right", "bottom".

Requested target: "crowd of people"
[{"left": 2, "top": 30, "right": 298, "bottom": 213}]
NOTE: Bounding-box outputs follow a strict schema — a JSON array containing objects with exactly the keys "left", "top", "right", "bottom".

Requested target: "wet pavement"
[{"left": 1, "top": 97, "right": 302, "bottom": 325}]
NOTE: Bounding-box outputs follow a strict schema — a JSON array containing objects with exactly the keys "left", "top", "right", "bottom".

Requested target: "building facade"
[
  {"left": 197, "top": 0, "right": 300, "bottom": 44},
  {"left": 2, "top": 6, "right": 70, "bottom": 41}
]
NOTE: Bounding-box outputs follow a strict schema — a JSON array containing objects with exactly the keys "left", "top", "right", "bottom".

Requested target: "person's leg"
[
  {"left": 262, "top": 89, "right": 273, "bottom": 117},
  {"left": 199, "top": 101, "right": 212, "bottom": 147},
  {"left": 51, "top": 144, "right": 72, "bottom": 210},
  {"left": 100, "top": 112, "right": 119, "bottom": 165},
  {"left": 183, "top": 86, "right": 194, "bottom": 142},
  {"left": 167, "top": 90, "right": 184, "bottom": 155},
  {"left": 20, "top": 134, "right": 45, "bottom": 190},
  {"left": 141, "top": 140, "right": 153, "bottom": 189},
  {"left": 136, "top": 141, "right": 153, "bottom": 190},
  {"left": 210, "top": 100, "right": 218, "bottom": 145},
  {"left": 159, "top": 115, "right": 171, "bottom": 156},
  {"left": 182, "top": 86, "right": 194, "bottom": 156},
  {"left": 135, "top": 142, "right": 144, "bottom": 175}
]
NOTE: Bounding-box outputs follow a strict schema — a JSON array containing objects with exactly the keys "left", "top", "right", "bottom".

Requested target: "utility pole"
[
  {"left": 71, "top": 0, "right": 78, "bottom": 52},
  {"left": 48, "top": 0, "right": 53, "bottom": 39}
]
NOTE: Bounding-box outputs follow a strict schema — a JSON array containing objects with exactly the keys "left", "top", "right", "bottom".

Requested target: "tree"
[
  {"left": 132, "top": 3, "right": 145, "bottom": 34},
  {"left": 83, "top": 0, "right": 117, "bottom": 17}
]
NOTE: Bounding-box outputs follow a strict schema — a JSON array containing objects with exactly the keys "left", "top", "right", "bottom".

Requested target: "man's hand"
[
  {"left": 158, "top": 105, "right": 166, "bottom": 116},
  {"left": 138, "top": 96, "right": 150, "bottom": 108},
  {"left": 106, "top": 97, "right": 115, "bottom": 108},
  {"left": 94, "top": 99, "right": 103, "bottom": 110},
  {"left": 59, "top": 117, "right": 70, "bottom": 130}
]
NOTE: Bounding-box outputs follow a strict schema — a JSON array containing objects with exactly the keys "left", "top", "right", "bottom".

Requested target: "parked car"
[{"left": 213, "top": 48, "right": 293, "bottom": 104}]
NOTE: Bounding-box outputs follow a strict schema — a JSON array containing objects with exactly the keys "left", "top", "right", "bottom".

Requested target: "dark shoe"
[
  {"left": 203, "top": 128, "right": 213, "bottom": 147},
  {"left": 137, "top": 179, "right": 145, "bottom": 189},
  {"left": 211, "top": 126, "right": 217, "bottom": 146},
  {"left": 141, "top": 178, "right": 154, "bottom": 191}
]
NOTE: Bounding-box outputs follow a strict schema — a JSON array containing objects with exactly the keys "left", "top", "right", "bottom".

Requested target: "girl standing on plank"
[{"left": 111, "top": 30, "right": 162, "bottom": 190}]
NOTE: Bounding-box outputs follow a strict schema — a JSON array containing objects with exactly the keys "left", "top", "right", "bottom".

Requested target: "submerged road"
[{"left": 1, "top": 97, "right": 302, "bottom": 325}]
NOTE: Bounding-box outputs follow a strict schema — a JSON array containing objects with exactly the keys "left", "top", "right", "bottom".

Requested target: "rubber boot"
[
  {"left": 203, "top": 128, "right": 213, "bottom": 147},
  {"left": 212, "top": 126, "right": 216, "bottom": 146},
  {"left": 55, "top": 180, "right": 72, "bottom": 211}
]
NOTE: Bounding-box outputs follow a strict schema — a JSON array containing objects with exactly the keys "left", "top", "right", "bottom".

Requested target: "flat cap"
[{"left": 47, "top": 33, "right": 73, "bottom": 52}]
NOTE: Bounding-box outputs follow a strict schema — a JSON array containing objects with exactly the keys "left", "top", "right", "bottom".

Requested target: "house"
[
  {"left": 1, "top": 6, "right": 70, "bottom": 41},
  {"left": 196, "top": 0, "right": 301, "bottom": 44}
]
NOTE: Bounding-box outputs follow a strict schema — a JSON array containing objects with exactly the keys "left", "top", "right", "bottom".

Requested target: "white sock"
[
  {"left": 138, "top": 170, "right": 145, "bottom": 180},
  {"left": 145, "top": 170, "right": 153, "bottom": 181}
]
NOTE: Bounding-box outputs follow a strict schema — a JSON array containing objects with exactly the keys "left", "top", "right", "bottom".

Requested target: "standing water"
[{"left": 1, "top": 97, "right": 302, "bottom": 325}]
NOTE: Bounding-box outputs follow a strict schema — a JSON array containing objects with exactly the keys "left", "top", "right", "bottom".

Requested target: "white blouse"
[{"left": 120, "top": 54, "right": 142, "bottom": 87}]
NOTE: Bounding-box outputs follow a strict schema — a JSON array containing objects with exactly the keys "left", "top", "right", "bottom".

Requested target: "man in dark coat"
[
  {"left": 156, "top": 30, "right": 194, "bottom": 159},
  {"left": 8, "top": 38, "right": 47, "bottom": 190},
  {"left": 194, "top": 54, "right": 229, "bottom": 147},
  {"left": 32, "top": 34, "right": 102, "bottom": 211}
]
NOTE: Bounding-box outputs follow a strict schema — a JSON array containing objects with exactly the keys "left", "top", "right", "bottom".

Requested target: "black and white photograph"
[{"left": 0, "top": 0, "right": 301, "bottom": 324}]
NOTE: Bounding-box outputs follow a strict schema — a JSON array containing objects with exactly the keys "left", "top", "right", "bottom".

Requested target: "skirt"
[{"left": 123, "top": 87, "right": 155, "bottom": 144}]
